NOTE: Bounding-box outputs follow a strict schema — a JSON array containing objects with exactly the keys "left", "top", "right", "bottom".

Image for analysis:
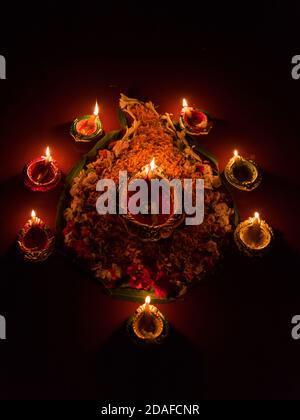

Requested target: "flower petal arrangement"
[{"left": 56, "top": 95, "right": 237, "bottom": 302}]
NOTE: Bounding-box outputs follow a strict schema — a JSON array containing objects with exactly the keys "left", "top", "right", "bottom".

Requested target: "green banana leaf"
[
  {"left": 107, "top": 286, "right": 176, "bottom": 304},
  {"left": 117, "top": 108, "right": 128, "bottom": 129}
]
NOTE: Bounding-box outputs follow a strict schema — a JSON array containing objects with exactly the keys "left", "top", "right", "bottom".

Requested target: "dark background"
[{"left": 0, "top": 1, "right": 300, "bottom": 400}]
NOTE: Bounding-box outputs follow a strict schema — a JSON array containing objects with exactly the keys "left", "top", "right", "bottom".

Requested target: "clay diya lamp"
[
  {"left": 234, "top": 212, "right": 274, "bottom": 257},
  {"left": 121, "top": 158, "right": 184, "bottom": 241},
  {"left": 24, "top": 146, "right": 61, "bottom": 192},
  {"left": 70, "top": 101, "right": 103, "bottom": 142},
  {"left": 224, "top": 150, "right": 262, "bottom": 191},
  {"left": 179, "top": 98, "right": 212, "bottom": 136},
  {"left": 17, "top": 210, "right": 55, "bottom": 262},
  {"left": 127, "top": 296, "right": 169, "bottom": 345}
]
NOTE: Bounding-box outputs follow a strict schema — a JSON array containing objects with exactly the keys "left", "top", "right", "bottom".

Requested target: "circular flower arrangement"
[{"left": 57, "top": 95, "right": 237, "bottom": 302}]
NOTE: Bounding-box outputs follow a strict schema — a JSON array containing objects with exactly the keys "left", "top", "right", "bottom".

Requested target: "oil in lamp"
[
  {"left": 224, "top": 150, "right": 262, "bottom": 191},
  {"left": 17, "top": 210, "right": 55, "bottom": 262},
  {"left": 70, "top": 100, "right": 103, "bottom": 142},
  {"left": 234, "top": 212, "right": 274, "bottom": 257},
  {"left": 127, "top": 296, "right": 169, "bottom": 345},
  {"left": 179, "top": 98, "right": 212, "bottom": 136},
  {"left": 24, "top": 146, "right": 61, "bottom": 192}
]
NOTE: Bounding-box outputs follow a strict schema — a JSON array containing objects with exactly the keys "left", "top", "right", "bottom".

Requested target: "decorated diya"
[
  {"left": 224, "top": 150, "right": 262, "bottom": 191},
  {"left": 120, "top": 158, "right": 185, "bottom": 241},
  {"left": 70, "top": 101, "right": 103, "bottom": 142},
  {"left": 17, "top": 210, "right": 55, "bottom": 262},
  {"left": 58, "top": 94, "right": 236, "bottom": 302},
  {"left": 179, "top": 98, "right": 212, "bottom": 136},
  {"left": 24, "top": 147, "right": 61, "bottom": 192},
  {"left": 234, "top": 212, "right": 274, "bottom": 257},
  {"left": 127, "top": 296, "right": 168, "bottom": 345}
]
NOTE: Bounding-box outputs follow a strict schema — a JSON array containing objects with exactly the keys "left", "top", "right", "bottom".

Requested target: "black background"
[{"left": 0, "top": 1, "right": 300, "bottom": 400}]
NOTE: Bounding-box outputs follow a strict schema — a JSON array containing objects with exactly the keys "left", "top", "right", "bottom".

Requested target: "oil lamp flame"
[
  {"left": 150, "top": 158, "right": 156, "bottom": 171},
  {"left": 234, "top": 150, "right": 239, "bottom": 157},
  {"left": 145, "top": 158, "right": 156, "bottom": 175},
  {"left": 93, "top": 101, "right": 99, "bottom": 116},
  {"left": 254, "top": 212, "right": 260, "bottom": 221},
  {"left": 182, "top": 98, "right": 188, "bottom": 108},
  {"left": 30, "top": 209, "right": 39, "bottom": 225},
  {"left": 46, "top": 146, "right": 51, "bottom": 158},
  {"left": 145, "top": 296, "right": 151, "bottom": 305},
  {"left": 44, "top": 146, "right": 52, "bottom": 164}
]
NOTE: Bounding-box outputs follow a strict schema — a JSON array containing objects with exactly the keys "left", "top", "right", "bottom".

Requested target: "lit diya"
[
  {"left": 224, "top": 150, "right": 262, "bottom": 191},
  {"left": 234, "top": 212, "right": 274, "bottom": 257},
  {"left": 70, "top": 101, "right": 103, "bottom": 142},
  {"left": 121, "top": 158, "right": 184, "bottom": 241},
  {"left": 179, "top": 98, "right": 212, "bottom": 136},
  {"left": 127, "top": 296, "right": 169, "bottom": 345},
  {"left": 24, "top": 146, "right": 61, "bottom": 192},
  {"left": 17, "top": 210, "right": 55, "bottom": 262}
]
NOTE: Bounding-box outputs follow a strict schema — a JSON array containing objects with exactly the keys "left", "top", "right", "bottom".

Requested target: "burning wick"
[
  {"left": 145, "top": 157, "right": 157, "bottom": 178},
  {"left": 91, "top": 100, "right": 99, "bottom": 122},
  {"left": 253, "top": 212, "right": 260, "bottom": 228},
  {"left": 30, "top": 209, "right": 40, "bottom": 226},
  {"left": 85, "top": 101, "right": 99, "bottom": 130},
  {"left": 182, "top": 98, "right": 192, "bottom": 119},
  {"left": 44, "top": 146, "right": 52, "bottom": 165},
  {"left": 139, "top": 296, "right": 156, "bottom": 333},
  {"left": 182, "top": 98, "right": 188, "bottom": 109},
  {"left": 94, "top": 100, "right": 99, "bottom": 117},
  {"left": 233, "top": 150, "right": 240, "bottom": 161},
  {"left": 36, "top": 147, "right": 53, "bottom": 183},
  {"left": 232, "top": 150, "right": 242, "bottom": 166},
  {"left": 145, "top": 295, "right": 151, "bottom": 313}
]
